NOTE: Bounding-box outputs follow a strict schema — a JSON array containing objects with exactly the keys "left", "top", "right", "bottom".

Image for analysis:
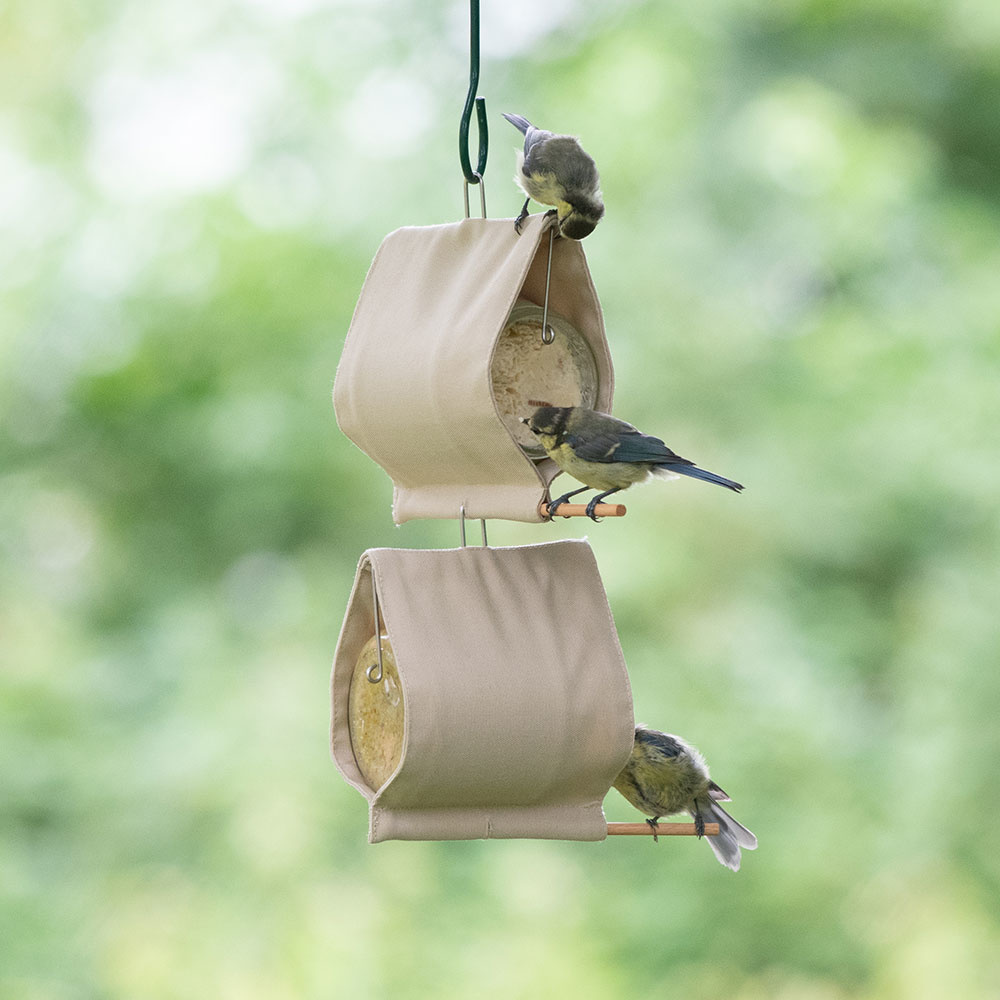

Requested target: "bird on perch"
[
  {"left": 613, "top": 725, "right": 757, "bottom": 871},
  {"left": 521, "top": 405, "right": 744, "bottom": 520},
  {"left": 502, "top": 112, "right": 604, "bottom": 240}
]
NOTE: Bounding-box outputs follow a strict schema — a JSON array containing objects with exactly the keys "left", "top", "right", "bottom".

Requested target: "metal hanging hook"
[
  {"left": 541, "top": 226, "right": 556, "bottom": 344},
  {"left": 459, "top": 0, "right": 488, "bottom": 188},
  {"left": 367, "top": 567, "right": 384, "bottom": 684}
]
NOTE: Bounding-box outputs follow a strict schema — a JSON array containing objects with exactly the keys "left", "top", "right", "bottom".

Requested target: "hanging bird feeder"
[
  {"left": 328, "top": 0, "right": 719, "bottom": 845},
  {"left": 331, "top": 539, "right": 635, "bottom": 842},
  {"left": 334, "top": 213, "right": 615, "bottom": 523}
]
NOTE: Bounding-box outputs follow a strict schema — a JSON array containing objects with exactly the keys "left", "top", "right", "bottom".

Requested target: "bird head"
[
  {"left": 557, "top": 196, "right": 605, "bottom": 240},
  {"left": 521, "top": 406, "right": 571, "bottom": 438}
]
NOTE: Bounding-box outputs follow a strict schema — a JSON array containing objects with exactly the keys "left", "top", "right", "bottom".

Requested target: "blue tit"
[
  {"left": 520, "top": 405, "right": 743, "bottom": 520},
  {"left": 613, "top": 725, "right": 757, "bottom": 871},
  {"left": 502, "top": 113, "right": 604, "bottom": 240}
]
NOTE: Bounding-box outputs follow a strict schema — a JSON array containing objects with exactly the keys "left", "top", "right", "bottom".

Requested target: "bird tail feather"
[
  {"left": 671, "top": 465, "right": 744, "bottom": 493},
  {"left": 700, "top": 800, "right": 757, "bottom": 871},
  {"left": 502, "top": 112, "right": 532, "bottom": 135}
]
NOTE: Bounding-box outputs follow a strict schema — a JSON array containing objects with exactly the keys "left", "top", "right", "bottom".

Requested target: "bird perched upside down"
[
  {"left": 520, "top": 405, "right": 743, "bottom": 519},
  {"left": 613, "top": 726, "right": 757, "bottom": 871},
  {"left": 502, "top": 112, "right": 604, "bottom": 240}
]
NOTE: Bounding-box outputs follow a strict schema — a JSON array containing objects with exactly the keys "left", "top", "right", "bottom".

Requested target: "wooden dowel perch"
[
  {"left": 539, "top": 501, "right": 627, "bottom": 519},
  {"left": 607, "top": 822, "right": 721, "bottom": 837}
]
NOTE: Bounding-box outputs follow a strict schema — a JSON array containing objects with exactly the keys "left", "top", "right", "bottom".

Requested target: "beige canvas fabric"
[
  {"left": 331, "top": 540, "right": 635, "bottom": 842},
  {"left": 333, "top": 213, "right": 613, "bottom": 523}
]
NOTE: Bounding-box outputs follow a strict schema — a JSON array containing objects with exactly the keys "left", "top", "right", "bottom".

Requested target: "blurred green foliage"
[{"left": 3, "top": 0, "right": 1000, "bottom": 996}]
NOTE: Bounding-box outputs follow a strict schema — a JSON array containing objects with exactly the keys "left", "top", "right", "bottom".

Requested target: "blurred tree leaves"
[{"left": 2, "top": 0, "right": 1000, "bottom": 996}]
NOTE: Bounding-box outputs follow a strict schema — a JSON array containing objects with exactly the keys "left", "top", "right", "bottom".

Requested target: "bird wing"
[
  {"left": 564, "top": 426, "right": 629, "bottom": 463},
  {"left": 520, "top": 128, "right": 557, "bottom": 170},
  {"left": 569, "top": 426, "right": 695, "bottom": 467},
  {"left": 635, "top": 728, "right": 684, "bottom": 759},
  {"left": 610, "top": 430, "right": 695, "bottom": 467},
  {"left": 524, "top": 134, "right": 599, "bottom": 191}
]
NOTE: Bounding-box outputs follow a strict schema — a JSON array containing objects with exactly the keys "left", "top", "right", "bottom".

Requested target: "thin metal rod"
[
  {"left": 607, "top": 822, "right": 721, "bottom": 837},
  {"left": 463, "top": 172, "right": 487, "bottom": 219},
  {"left": 458, "top": 1, "right": 488, "bottom": 183},
  {"left": 459, "top": 505, "right": 488, "bottom": 545},
  {"left": 541, "top": 226, "right": 555, "bottom": 344},
  {"left": 367, "top": 568, "right": 384, "bottom": 683}
]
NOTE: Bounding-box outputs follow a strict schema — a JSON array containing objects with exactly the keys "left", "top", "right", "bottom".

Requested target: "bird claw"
[
  {"left": 647, "top": 818, "right": 660, "bottom": 843},
  {"left": 584, "top": 497, "right": 602, "bottom": 521},
  {"left": 693, "top": 812, "right": 705, "bottom": 839},
  {"left": 514, "top": 197, "right": 531, "bottom": 235},
  {"left": 545, "top": 494, "right": 574, "bottom": 518}
]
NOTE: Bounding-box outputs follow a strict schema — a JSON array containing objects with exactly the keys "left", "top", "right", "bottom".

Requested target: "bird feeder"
[
  {"left": 331, "top": 540, "right": 635, "bottom": 842},
  {"left": 333, "top": 213, "right": 614, "bottom": 523}
]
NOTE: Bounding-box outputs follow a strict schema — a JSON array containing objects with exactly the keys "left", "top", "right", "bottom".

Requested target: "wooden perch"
[
  {"left": 539, "top": 501, "right": 627, "bottom": 519},
  {"left": 607, "top": 822, "right": 721, "bottom": 837}
]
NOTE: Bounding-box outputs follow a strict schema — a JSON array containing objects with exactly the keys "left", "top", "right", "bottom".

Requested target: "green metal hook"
[{"left": 458, "top": 0, "right": 488, "bottom": 184}]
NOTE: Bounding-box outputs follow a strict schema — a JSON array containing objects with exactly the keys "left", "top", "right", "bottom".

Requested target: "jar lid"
[{"left": 491, "top": 300, "right": 600, "bottom": 457}]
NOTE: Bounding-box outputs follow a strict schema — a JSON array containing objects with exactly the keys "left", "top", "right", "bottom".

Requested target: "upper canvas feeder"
[{"left": 334, "top": 213, "right": 614, "bottom": 523}]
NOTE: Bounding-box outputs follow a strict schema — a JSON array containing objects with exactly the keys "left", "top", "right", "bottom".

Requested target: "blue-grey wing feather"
[
  {"left": 564, "top": 428, "right": 624, "bottom": 463},
  {"left": 521, "top": 129, "right": 557, "bottom": 164},
  {"left": 610, "top": 431, "right": 695, "bottom": 467},
  {"left": 637, "top": 729, "right": 685, "bottom": 759},
  {"left": 524, "top": 135, "right": 599, "bottom": 190},
  {"left": 569, "top": 425, "right": 694, "bottom": 467}
]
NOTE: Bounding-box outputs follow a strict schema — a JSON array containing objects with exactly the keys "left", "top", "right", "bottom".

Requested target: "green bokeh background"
[{"left": 3, "top": 0, "right": 999, "bottom": 996}]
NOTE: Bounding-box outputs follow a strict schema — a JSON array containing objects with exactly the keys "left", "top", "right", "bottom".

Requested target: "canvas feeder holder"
[
  {"left": 334, "top": 213, "right": 614, "bottom": 524},
  {"left": 331, "top": 540, "right": 635, "bottom": 842}
]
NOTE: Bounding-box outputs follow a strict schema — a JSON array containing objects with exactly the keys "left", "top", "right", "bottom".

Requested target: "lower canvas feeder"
[{"left": 330, "top": 540, "right": 635, "bottom": 842}]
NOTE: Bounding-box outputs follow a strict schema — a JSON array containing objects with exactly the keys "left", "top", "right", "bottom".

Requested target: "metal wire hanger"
[{"left": 459, "top": 0, "right": 488, "bottom": 219}]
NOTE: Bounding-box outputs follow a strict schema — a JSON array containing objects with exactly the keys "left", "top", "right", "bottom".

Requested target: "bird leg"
[
  {"left": 585, "top": 488, "right": 622, "bottom": 521},
  {"left": 546, "top": 487, "right": 588, "bottom": 517},
  {"left": 646, "top": 817, "right": 660, "bottom": 843},
  {"left": 513, "top": 197, "right": 531, "bottom": 234},
  {"left": 693, "top": 809, "right": 705, "bottom": 839}
]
